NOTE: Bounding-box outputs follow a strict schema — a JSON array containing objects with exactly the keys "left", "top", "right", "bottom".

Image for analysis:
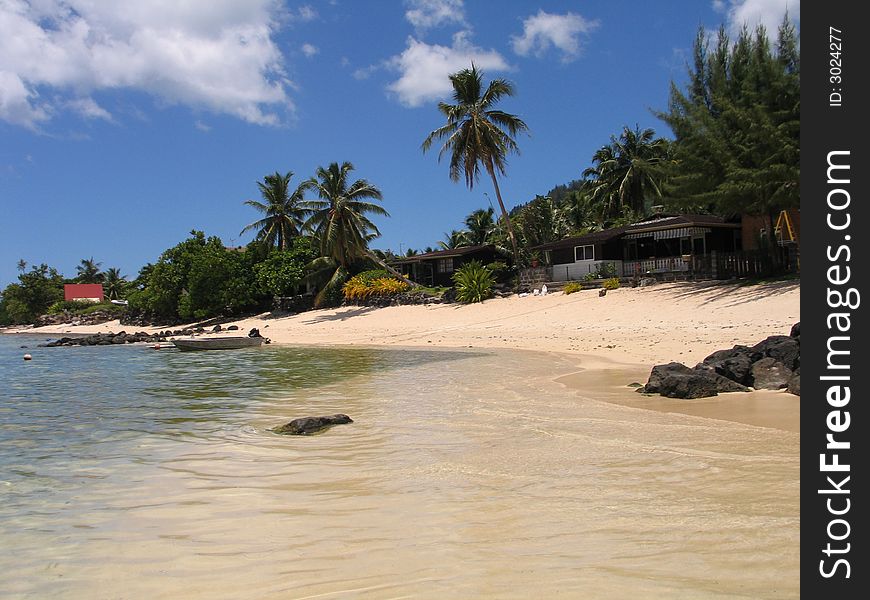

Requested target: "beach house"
[
  {"left": 392, "top": 244, "right": 501, "bottom": 287},
  {"left": 535, "top": 213, "right": 747, "bottom": 281},
  {"left": 64, "top": 283, "right": 104, "bottom": 302}
]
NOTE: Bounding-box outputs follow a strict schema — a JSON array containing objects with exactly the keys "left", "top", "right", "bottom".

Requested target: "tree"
[
  {"left": 76, "top": 257, "right": 103, "bottom": 283},
  {"left": 422, "top": 64, "right": 529, "bottom": 264},
  {"left": 16, "top": 259, "right": 27, "bottom": 273},
  {"left": 103, "top": 267, "right": 127, "bottom": 300},
  {"left": 582, "top": 125, "right": 670, "bottom": 218},
  {"left": 240, "top": 171, "right": 308, "bottom": 250},
  {"left": 656, "top": 17, "right": 799, "bottom": 235},
  {"left": 302, "top": 162, "right": 401, "bottom": 306},
  {"left": 0, "top": 264, "right": 64, "bottom": 324},
  {"left": 254, "top": 236, "right": 316, "bottom": 298},
  {"left": 513, "top": 195, "right": 569, "bottom": 250},
  {"left": 439, "top": 229, "right": 469, "bottom": 250},
  {"left": 464, "top": 207, "right": 495, "bottom": 245}
]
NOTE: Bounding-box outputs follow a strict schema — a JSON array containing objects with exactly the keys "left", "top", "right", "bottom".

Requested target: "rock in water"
[{"left": 274, "top": 414, "right": 353, "bottom": 435}]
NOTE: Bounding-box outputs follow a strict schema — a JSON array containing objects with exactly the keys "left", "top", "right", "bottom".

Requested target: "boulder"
[
  {"left": 790, "top": 322, "right": 800, "bottom": 338},
  {"left": 658, "top": 371, "right": 721, "bottom": 399},
  {"left": 212, "top": 325, "right": 222, "bottom": 332},
  {"left": 752, "top": 335, "right": 800, "bottom": 371},
  {"left": 227, "top": 325, "right": 239, "bottom": 331},
  {"left": 598, "top": 289, "right": 607, "bottom": 297},
  {"left": 751, "top": 357, "right": 793, "bottom": 390},
  {"left": 641, "top": 362, "right": 748, "bottom": 398},
  {"left": 273, "top": 414, "right": 353, "bottom": 435},
  {"left": 701, "top": 345, "right": 760, "bottom": 386}
]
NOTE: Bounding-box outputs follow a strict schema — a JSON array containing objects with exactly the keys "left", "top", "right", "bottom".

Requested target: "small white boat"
[{"left": 172, "top": 336, "right": 265, "bottom": 351}]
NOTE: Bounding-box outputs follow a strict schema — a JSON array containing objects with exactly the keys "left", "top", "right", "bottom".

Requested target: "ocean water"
[{"left": 0, "top": 334, "right": 799, "bottom": 599}]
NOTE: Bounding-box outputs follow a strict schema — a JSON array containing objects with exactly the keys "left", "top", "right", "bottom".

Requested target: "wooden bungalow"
[
  {"left": 392, "top": 245, "right": 501, "bottom": 287},
  {"left": 535, "top": 214, "right": 742, "bottom": 281}
]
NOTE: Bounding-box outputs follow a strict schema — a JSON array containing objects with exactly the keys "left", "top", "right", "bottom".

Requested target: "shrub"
[
  {"left": 603, "top": 277, "right": 620, "bottom": 290},
  {"left": 452, "top": 260, "right": 495, "bottom": 304},
  {"left": 597, "top": 262, "right": 618, "bottom": 278},
  {"left": 563, "top": 282, "right": 583, "bottom": 294},
  {"left": 343, "top": 272, "right": 409, "bottom": 301},
  {"left": 485, "top": 261, "right": 510, "bottom": 283},
  {"left": 583, "top": 272, "right": 597, "bottom": 281}
]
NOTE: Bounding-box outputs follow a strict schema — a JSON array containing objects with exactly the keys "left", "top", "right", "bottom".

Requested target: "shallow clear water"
[{"left": 0, "top": 335, "right": 799, "bottom": 599}]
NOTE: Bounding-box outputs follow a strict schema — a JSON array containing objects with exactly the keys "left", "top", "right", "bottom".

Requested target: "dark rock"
[
  {"left": 248, "top": 328, "right": 261, "bottom": 338},
  {"left": 598, "top": 289, "right": 607, "bottom": 297},
  {"left": 701, "top": 345, "right": 760, "bottom": 386},
  {"left": 752, "top": 335, "right": 800, "bottom": 371},
  {"left": 658, "top": 371, "right": 720, "bottom": 399},
  {"left": 212, "top": 325, "right": 222, "bottom": 332},
  {"left": 751, "top": 357, "right": 793, "bottom": 390},
  {"left": 642, "top": 361, "right": 748, "bottom": 399},
  {"left": 227, "top": 325, "right": 239, "bottom": 331},
  {"left": 642, "top": 362, "right": 693, "bottom": 394},
  {"left": 790, "top": 322, "right": 800, "bottom": 338},
  {"left": 273, "top": 414, "right": 353, "bottom": 435},
  {"left": 627, "top": 382, "right": 643, "bottom": 388}
]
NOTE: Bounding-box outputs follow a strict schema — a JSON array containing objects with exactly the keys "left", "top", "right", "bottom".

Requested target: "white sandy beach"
[{"left": 9, "top": 279, "right": 800, "bottom": 368}]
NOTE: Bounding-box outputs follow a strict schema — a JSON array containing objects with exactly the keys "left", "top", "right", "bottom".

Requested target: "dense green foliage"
[
  {"left": 656, "top": 18, "right": 799, "bottom": 222},
  {"left": 563, "top": 282, "right": 583, "bottom": 294},
  {"left": 254, "top": 237, "right": 316, "bottom": 298},
  {"left": 452, "top": 260, "right": 496, "bottom": 304},
  {"left": 0, "top": 264, "right": 65, "bottom": 325}
]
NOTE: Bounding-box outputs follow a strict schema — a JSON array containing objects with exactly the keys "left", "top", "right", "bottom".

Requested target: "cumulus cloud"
[
  {"left": 386, "top": 32, "right": 510, "bottom": 107},
  {"left": 301, "top": 43, "right": 319, "bottom": 57},
  {"left": 714, "top": 0, "right": 800, "bottom": 37},
  {"left": 0, "top": 0, "right": 293, "bottom": 129},
  {"left": 511, "top": 10, "right": 598, "bottom": 62},
  {"left": 404, "top": 0, "right": 466, "bottom": 33}
]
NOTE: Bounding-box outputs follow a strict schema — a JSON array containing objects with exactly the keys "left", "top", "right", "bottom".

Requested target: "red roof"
[{"left": 64, "top": 284, "right": 104, "bottom": 301}]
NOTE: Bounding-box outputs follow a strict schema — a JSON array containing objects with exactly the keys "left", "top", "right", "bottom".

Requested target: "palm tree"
[
  {"left": 464, "top": 207, "right": 495, "bottom": 245},
  {"left": 76, "top": 257, "right": 103, "bottom": 283},
  {"left": 240, "top": 171, "right": 308, "bottom": 250},
  {"left": 103, "top": 267, "right": 126, "bottom": 300},
  {"left": 16, "top": 259, "right": 27, "bottom": 273},
  {"left": 582, "top": 125, "right": 670, "bottom": 218},
  {"left": 422, "top": 64, "right": 529, "bottom": 264},
  {"left": 439, "top": 229, "right": 469, "bottom": 250},
  {"left": 302, "top": 162, "right": 410, "bottom": 306}
]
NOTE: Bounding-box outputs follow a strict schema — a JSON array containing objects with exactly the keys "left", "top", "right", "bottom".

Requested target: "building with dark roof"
[
  {"left": 534, "top": 214, "right": 741, "bottom": 280},
  {"left": 391, "top": 244, "right": 501, "bottom": 287}
]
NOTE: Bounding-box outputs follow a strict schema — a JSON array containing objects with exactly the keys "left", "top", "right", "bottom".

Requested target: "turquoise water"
[{"left": 0, "top": 334, "right": 799, "bottom": 599}]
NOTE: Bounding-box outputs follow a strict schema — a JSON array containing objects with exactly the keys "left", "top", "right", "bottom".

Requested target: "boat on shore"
[{"left": 172, "top": 336, "right": 265, "bottom": 351}]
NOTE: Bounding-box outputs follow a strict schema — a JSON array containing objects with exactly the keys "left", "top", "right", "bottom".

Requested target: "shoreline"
[{"left": 4, "top": 280, "right": 800, "bottom": 433}]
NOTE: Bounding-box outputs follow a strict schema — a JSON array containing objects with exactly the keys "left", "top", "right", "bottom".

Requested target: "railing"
[
  {"left": 550, "top": 260, "right": 623, "bottom": 282},
  {"left": 624, "top": 248, "right": 799, "bottom": 280}
]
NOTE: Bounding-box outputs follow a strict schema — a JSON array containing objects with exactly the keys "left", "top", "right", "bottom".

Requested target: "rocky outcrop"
[
  {"left": 639, "top": 323, "right": 800, "bottom": 399},
  {"left": 273, "top": 414, "right": 353, "bottom": 435},
  {"left": 640, "top": 362, "right": 748, "bottom": 399}
]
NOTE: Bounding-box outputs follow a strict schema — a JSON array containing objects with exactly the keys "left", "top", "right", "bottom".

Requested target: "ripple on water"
[{"left": 0, "top": 337, "right": 798, "bottom": 599}]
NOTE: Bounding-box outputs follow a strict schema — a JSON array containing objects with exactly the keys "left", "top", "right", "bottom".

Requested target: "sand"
[{"left": 7, "top": 279, "right": 800, "bottom": 368}]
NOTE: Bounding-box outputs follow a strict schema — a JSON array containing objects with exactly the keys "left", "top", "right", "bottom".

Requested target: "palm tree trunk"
[
  {"left": 365, "top": 251, "right": 420, "bottom": 287},
  {"left": 486, "top": 160, "right": 521, "bottom": 265}
]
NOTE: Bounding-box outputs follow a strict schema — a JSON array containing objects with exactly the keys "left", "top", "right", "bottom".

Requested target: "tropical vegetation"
[{"left": 1, "top": 17, "right": 800, "bottom": 327}]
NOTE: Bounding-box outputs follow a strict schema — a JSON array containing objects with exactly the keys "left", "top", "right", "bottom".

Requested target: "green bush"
[
  {"left": 583, "top": 272, "right": 597, "bottom": 281},
  {"left": 597, "top": 262, "right": 618, "bottom": 278},
  {"left": 563, "top": 282, "right": 583, "bottom": 294},
  {"left": 452, "top": 260, "right": 496, "bottom": 303},
  {"left": 484, "top": 261, "right": 510, "bottom": 283},
  {"left": 47, "top": 300, "right": 91, "bottom": 314},
  {"left": 602, "top": 277, "right": 620, "bottom": 290}
]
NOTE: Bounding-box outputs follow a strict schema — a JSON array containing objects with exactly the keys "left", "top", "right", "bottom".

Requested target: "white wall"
[{"left": 550, "top": 260, "right": 624, "bottom": 282}]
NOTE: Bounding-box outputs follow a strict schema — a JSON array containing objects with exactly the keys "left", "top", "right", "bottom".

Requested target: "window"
[
  {"left": 574, "top": 245, "right": 594, "bottom": 261},
  {"left": 436, "top": 258, "right": 454, "bottom": 273}
]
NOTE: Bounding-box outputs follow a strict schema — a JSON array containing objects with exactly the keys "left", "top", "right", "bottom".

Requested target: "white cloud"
[
  {"left": 194, "top": 120, "right": 212, "bottom": 132},
  {"left": 67, "top": 97, "right": 114, "bottom": 122},
  {"left": 511, "top": 10, "right": 598, "bottom": 62},
  {"left": 405, "top": 0, "right": 466, "bottom": 33},
  {"left": 301, "top": 43, "right": 319, "bottom": 58},
  {"left": 714, "top": 0, "right": 800, "bottom": 37},
  {"left": 295, "top": 5, "right": 318, "bottom": 22},
  {"left": 0, "top": 0, "right": 293, "bottom": 129},
  {"left": 386, "top": 32, "right": 509, "bottom": 107}
]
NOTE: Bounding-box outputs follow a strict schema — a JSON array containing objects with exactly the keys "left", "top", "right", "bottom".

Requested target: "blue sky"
[{"left": 0, "top": 0, "right": 798, "bottom": 287}]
